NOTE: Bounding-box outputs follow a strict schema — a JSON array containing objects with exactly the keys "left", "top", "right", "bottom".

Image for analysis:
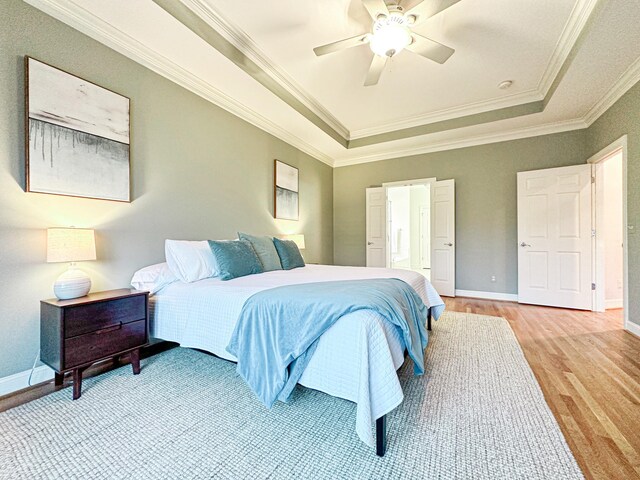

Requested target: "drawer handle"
[{"left": 95, "top": 322, "right": 123, "bottom": 335}]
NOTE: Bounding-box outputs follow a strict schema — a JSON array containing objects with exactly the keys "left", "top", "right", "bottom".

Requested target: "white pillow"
[
  {"left": 165, "top": 239, "right": 218, "bottom": 283},
  {"left": 130, "top": 262, "right": 178, "bottom": 294}
]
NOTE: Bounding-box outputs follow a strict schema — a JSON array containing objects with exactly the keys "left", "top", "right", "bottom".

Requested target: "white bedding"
[{"left": 149, "top": 264, "right": 444, "bottom": 447}]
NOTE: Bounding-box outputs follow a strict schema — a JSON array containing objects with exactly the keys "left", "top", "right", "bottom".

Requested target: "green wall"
[
  {"left": 586, "top": 81, "right": 640, "bottom": 327},
  {"left": 0, "top": 0, "right": 333, "bottom": 378},
  {"left": 334, "top": 130, "right": 589, "bottom": 295}
]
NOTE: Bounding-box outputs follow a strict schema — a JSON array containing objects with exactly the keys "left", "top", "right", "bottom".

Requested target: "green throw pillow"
[
  {"left": 237, "top": 232, "right": 283, "bottom": 272},
  {"left": 207, "top": 240, "right": 264, "bottom": 280},
  {"left": 273, "top": 238, "right": 305, "bottom": 270}
]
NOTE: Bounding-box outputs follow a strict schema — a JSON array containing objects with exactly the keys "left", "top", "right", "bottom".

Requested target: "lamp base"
[{"left": 54, "top": 267, "right": 91, "bottom": 300}]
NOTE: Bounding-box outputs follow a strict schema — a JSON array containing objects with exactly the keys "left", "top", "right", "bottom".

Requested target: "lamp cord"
[{"left": 27, "top": 349, "right": 40, "bottom": 387}]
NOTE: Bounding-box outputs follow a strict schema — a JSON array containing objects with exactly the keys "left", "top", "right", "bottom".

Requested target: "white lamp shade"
[
  {"left": 47, "top": 228, "right": 96, "bottom": 263},
  {"left": 282, "top": 234, "right": 305, "bottom": 250}
]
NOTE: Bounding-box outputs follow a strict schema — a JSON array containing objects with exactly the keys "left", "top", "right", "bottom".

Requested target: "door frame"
[
  {"left": 586, "top": 135, "right": 629, "bottom": 330},
  {"left": 382, "top": 178, "right": 436, "bottom": 268}
]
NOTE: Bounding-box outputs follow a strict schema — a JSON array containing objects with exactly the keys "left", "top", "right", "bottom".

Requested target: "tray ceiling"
[{"left": 26, "top": 0, "right": 640, "bottom": 166}]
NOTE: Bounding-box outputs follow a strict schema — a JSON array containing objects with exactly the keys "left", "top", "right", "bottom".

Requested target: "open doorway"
[
  {"left": 387, "top": 184, "right": 431, "bottom": 279},
  {"left": 592, "top": 147, "right": 626, "bottom": 315},
  {"left": 366, "top": 177, "right": 455, "bottom": 296}
]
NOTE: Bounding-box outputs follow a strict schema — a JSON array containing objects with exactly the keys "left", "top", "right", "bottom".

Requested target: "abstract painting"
[
  {"left": 25, "top": 57, "right": 130, "bottom": 202},
  {"left": 274, "top": 160, "right": 299, "bottom": 220}
]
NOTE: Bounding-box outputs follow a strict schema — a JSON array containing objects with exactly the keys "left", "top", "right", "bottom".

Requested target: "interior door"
[
  {"left": 517, "top": 164, "right": 592, "bottom": 309},
  {"left": 366, "top": 187, "right": 387, "bottom": 267},
  {"left": 430, "top": 180, "right": 455, "bottom": 296}
]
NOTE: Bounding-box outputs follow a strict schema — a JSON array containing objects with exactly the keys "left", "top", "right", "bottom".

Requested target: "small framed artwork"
[
  {"left": 274, "top": 160, "right": 299, "bottom": 221},
  {"left": 24, "top": 57, "right": 131, "bottom": 202}
]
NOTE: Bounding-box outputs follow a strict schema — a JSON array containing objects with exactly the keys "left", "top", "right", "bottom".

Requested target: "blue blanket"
[{"left": 226, "top": 278, "right": 430, "bottom": 408}]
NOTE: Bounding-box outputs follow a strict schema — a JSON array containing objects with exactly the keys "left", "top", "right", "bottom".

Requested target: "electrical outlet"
[{"left": 491, "top": 275, "right": 496, "bottom": 283}]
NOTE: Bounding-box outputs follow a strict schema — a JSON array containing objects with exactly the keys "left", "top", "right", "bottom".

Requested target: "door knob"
[
  {"left": 445, "top": 242, "right": 453, "bottom": 247},
  {"left": 367, "top": 241, "right": 374, "bottom": 245},
  {"left": 520, "top": 242, "right": 531, "bottom": 247}
]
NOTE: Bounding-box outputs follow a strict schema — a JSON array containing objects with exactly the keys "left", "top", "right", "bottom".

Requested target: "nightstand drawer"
[
  {"left": 64, "top": 296, "right": 146, "bottom": 338},
  {"left": 64, "top": 319, "right": 147, "bottom": 368}
]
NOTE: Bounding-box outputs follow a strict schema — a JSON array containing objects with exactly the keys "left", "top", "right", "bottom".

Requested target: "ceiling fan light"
[{"left": 369, "top": 23, "right": 412, "bottom": 57}]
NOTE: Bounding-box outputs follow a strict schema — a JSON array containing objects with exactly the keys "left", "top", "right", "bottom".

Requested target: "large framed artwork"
[
  {"left": 274, "top": 160, "right": 299, "bottom": 221},
  {"left": 25, "top": 57, "right": 131, "bottom": 202}
]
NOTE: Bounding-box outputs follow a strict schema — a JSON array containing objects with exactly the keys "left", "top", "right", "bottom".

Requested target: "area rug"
[{"left": 0, "top": 312, "right": 583, "bottom": 479}]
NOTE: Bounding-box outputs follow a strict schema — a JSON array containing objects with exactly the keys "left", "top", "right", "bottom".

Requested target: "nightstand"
[{"left": 40, "top": 289, "right": 149, "bottom": 400}]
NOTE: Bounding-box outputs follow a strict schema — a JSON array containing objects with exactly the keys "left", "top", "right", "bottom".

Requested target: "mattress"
[{"left": 149, "top": 264, "right": 444, "bottom": 447}]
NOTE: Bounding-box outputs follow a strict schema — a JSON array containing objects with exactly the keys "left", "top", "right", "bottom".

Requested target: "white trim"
[
  {"left": 605, "top": 299, "right": 624, "bottom": 310},
  {"left": 587, "top": 135, "right": 629, "bottom": 330},
  {"left": 626, "top": 321, "right": 640, "bottom": 338},
  {"left": 174, "top": 0, "right": 596, "bottom": 142},
  {"left": 24, "top": 0, "right": 637, "bottom": 168},
  {"left": 180, "top": 0, "right": 350, "bottom": 140},
  {"left": 586, "top": 135, "right": 629, "bottom": 165},
  {"left": 536, "top": 0, "right": 599, "bottom": 95},
  {"left": 334, "top": 119, "right": 587, "bottom": 167},
  {"left": 0, "top": 365, "right": 54, "bottom": 397},
  {"left": 349, "top": 89, "right": 542, "bottom": 140},
  {"left": 23, "top": 0, "right": 334, "bottom": 167},
  {"left": 455, "top": 290, "right": 519, "bottom": 302},
  {"left": 583, "top": 56, "right": 640, "bottom": 126},
  {"left": 382, "top": 177, "right": 436, "bottom": 187}
]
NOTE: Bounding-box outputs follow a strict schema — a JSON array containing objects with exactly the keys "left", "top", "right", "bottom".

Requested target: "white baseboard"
[
  {"left": 625, "top": 320, "right": 640, "bottom": 338},
  {"left": 605, "top": 298, "right": 624, "bottom": 309},
  {"left": 0, "top": 365, "right": 54, "bottom": 397},
  {"left": 455, "top": 290, "right": 519, "bottom": 302}
]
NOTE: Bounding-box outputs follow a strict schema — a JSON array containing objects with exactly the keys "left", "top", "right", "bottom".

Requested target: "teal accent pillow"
[
  {"left": 207, "top": 240, "right": 264, "bottom": 280},
  {"left": 237, "top": 232, "right": 282, "bottom": 272},
  {"left": 273, "top": 238, "right": 305, "bottom": 270}
]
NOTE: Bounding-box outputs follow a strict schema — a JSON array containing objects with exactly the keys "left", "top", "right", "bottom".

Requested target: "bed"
[{"left": 147, "top": 264, "right": 444, "bottom": 455}]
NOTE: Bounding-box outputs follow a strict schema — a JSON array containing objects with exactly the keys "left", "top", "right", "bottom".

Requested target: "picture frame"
[
  {"left": 24, "top": 56, "right": 131, "bottom": 202},
  {"left": 274, "top": 160, "right": 299, "bottom": 221}
]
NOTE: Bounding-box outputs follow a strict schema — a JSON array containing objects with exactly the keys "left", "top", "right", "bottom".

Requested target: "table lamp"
[
  {"left": 47, "top": 228, "right": 96, "bottom": 300},
  {"left": 281, "top": 234, "right": 305, "bottom": 250}
]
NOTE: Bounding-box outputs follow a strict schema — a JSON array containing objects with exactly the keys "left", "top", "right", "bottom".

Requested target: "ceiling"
[{"left": 26, "top": 0, "right": 640, "bottom": 166}]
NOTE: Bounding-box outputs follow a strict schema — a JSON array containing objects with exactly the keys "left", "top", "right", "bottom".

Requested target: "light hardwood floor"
[
  {"left": 446, "top": 297, "right": 640, "bottom": 480},
  {"left": 1, "top": 300, "right": 638, "bottom": 479}
]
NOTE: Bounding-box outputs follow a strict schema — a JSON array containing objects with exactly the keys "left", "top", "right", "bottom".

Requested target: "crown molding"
[
  {"left": 23, "top": 0, "right": 335, "bottom": 167},
  {"left": 333, "top": 119, "right": 588, "bottom": 167},
  {"left": 180, "top": 0, "right": 350, "bottom": 140},
  {"left": 583, "top": 55, "right": 640, "bottom": 126},
  {"left": 348, "top": 88, "right": 542, "bottom": 139},
  {"left": 536, "top": 0, "right": 599, "bottom": 96},
  {"left": 179, "top": 0, "right": 598, "bottom": 142},
  {"left": 25, "top": 0, "right": 637, "bottom": 171}
]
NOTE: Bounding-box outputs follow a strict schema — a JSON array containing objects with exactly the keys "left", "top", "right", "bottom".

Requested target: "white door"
[
  {"left": 366, "top": 187, "right": 387, "bottom": 267},
  {"left": 430, "top": 180, "right": 455, "bottom": 296},
  {"left": 517, "top": 164, "right": 592, "bottom": 309}
]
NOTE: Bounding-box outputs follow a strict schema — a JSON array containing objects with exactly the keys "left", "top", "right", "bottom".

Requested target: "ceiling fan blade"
[
  {"left": 313, "top": 34, "right": 369, "bottom": 56},
  {"left": 362, "top": 0, "right": 390, "bottom": 21},
  {"left": 404, "top": 0, "right": 462, "bottom": 25},
  {"left": 364, "top": 54, "right": 387, "bottom": 86},
  {"left": 406, "top": 33, "right": 455, "bottom": 64}
]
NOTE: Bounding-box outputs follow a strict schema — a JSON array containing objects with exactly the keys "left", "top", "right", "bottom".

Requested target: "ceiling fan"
[{"left": 313, "top": 0, "right": 460, "bottom": 86}]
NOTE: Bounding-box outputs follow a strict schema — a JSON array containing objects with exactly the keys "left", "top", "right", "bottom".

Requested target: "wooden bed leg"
[
  {"left": 376, "top": 415, "right": 387, "bottom": 457},
  {"left": 427, "top": 308, "right": 432, "bottom": 331}
]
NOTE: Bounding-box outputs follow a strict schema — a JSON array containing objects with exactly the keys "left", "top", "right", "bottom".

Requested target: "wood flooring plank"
[
  {"left": 446, "top": 297, "right": 640, "bottom": 480},
  {"left": 0, "top": 298, "right": 638, "bottom": 479}
]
